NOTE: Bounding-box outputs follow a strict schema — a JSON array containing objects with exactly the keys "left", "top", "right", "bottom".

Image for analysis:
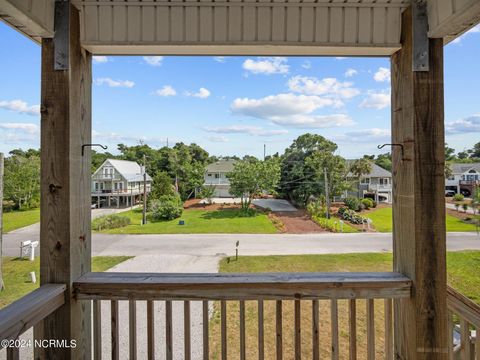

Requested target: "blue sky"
[{"left": 0, "top": 21, "right": 479, "bottom": 159}]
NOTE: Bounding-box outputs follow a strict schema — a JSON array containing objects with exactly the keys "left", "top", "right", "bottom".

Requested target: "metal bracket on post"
[
  {"left": 54, "top": 0, "right": 70, "bottom": 70},
  {"left": 412, "top": 0, "right": 429, "bottom": 72}
]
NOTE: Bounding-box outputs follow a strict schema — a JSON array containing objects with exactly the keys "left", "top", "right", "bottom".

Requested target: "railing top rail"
[
  {"left": 0, "top": 284, "right": 66, "bottom": 344},
  {"left": 447, "top": 285, "right": 480, "bottom": 328},
  {"left": 74, "top": 272, "right": 412, "bottom": 301}
]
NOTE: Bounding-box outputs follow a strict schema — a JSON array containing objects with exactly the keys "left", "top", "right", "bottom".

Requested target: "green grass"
[
  {"left": 0, "top": 256, "right": 132, "bottom": 308},
  {"left": 100, "top": 208, "right": 278, "bottom": 234},
  {"left": 220, "top": 251, "right": 480, "bottom": 303},
  {"left": 2, "top": 208, "right": 40, "bottom": 233},
  {"left": 366, "top": 207, "right": 479, "bottom": 232}
]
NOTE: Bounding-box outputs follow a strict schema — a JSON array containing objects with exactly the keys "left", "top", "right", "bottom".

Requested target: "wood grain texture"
[
  {"left": 391, "top": 7, "right": 448, "bottom": 360},
  {"left": 147, "top": 300, "right": 155, "bottom": 360},
  {"left": 93, "top": 300, "right": 102, "bottom": 360},
  {"left": 203, "top": 301, "right": 209, "bottom": 360},
  {"left": 111, "top": 300, "right": 119, "bottom": 360},
  {"left": 276, "top": 300, "right": 283, "bottom": 360},
  {"left": 312, "top": 300, "right": 320, "bottom": 360},
  {"left": 166, "top": 300, "right": 173, "bottom": 360},
  {"left": 348, "top": 299, "right": 357, "bottom": 360},
  {"left": 35, "top": 4, "right": 92, "bottom": 358}
]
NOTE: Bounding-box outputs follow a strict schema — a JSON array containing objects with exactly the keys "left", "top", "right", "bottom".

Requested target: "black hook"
[
  {"left": 378, "top": 143, "right": 404, "bottom": 158},
  {"left": 82, "top": 143, "right": 108, "bottom": 156}
]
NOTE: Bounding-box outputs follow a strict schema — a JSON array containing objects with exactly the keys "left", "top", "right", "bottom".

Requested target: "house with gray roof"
[
  {"left": 445, "top": 163, "right": 480, "bottom": 196},
  {"left": 92, "top": 159, "right": 152, "bottom": 208},
  {"left": 204, "top": 159, "right": 237, "bottom": 197},
  {"left": 346, "top": 160, "right": 393, "bottom": 203}
]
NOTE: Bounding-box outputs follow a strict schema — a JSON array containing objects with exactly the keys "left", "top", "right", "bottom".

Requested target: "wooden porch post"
[
  {"left": 391, "top": 7, "right": 447, "bottom": 360},
  {"left": 35, "top": 3, "right": 92, "bottom": 359}
]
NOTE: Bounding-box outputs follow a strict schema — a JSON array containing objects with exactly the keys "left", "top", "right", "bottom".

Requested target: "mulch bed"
[{"left": 274, "top": 210, "right": 325, "bottom": 233}]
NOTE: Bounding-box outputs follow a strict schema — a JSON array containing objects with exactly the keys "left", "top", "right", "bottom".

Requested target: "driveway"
[{"left": 252, "top": 199, "right": 297, "bottom": 212}]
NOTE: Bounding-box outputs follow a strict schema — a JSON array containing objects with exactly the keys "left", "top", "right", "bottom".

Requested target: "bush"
[
  {"left": 453, "top": 194, "right": 465, "bottom": 202},
  {"left": 361, "top": 198, "right": 374, "bottom": 209},
  {"left": 339, "top": 208, "right": 366, "bottom": 225},
  {"left": 344, "top": 197, "right": 361, "bottom": 211},
  {"left": 92, "top": 214, "right": 131, "bottom": 230},
  {"left": 2, "top": 200, "right": 16, "bottom": 212},
  {"left": 149, "top": 194, "right": 183, "bottom": 221}
]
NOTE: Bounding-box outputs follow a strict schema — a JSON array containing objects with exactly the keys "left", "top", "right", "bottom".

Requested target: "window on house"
[
  {"left": 448, "top": 175, "right": 455, "bottom": 180},
  {"left": 95, "top": 183, "right": 98, "bottom": 190},
  {"left": 380, "top": 178, "right": 389, "bottom": 185},
  {"left": 208, "top": 174, "right": 212, "bottom": 177},
  {"left": 119, "top": 183, "right": 123, "bottom": 190},
  {"left": 114, "top": 183, "right": 118, "bottom": 190},
  {"left": 215, "top": 174, "right": 220, "bottom": 178},
  {"left": 360, "top": 178, "right": 370, "bottom": 184}
]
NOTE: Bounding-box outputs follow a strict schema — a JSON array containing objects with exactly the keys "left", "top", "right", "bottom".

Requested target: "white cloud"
[
  {"left": 207, "top": 136, "right": 229, "bottom": 143},
  {"left": 373, "top": 67, "right": 391, "bottom": 82},
  {"left": 231, "top": 93, "right": 354, "bottom": 128},
  {"left": 214, "top": 57, "right": 226, "bottom": 63},
  {"left": 335, "top": 57, "right": 347, "bottom": 60},
  {"left": 242, "top": 57, "right": 289, "bottom": 75},
  {"left": 0, "top": 122, "right": 39, "bottom": 134},
  {"left": 0, "top": 122, "right": 40, "bottom": 145},
  {"left": 287, "top": 76, "right": 360, "bottom": 104},
  {"left": 335, "top": 128, "right": 391, "bottom": 143},
  {"left": 301, "top": 61, "right": 312, "bottom": 69},
  {"left": 95, "top": 78, "right": 135, "bottom": 88},
  {"left": 143, "top": 56, "right": 164, "bottom": 66},
  {"left": 204, "top": 125, "right": 288, "bottom": 136},
  {"left": 93, "top": 56, "right": 109, "bottom": 64},
  {"left": 451, "top": 24, "right": 480, "bottom": 44},
  {"left": 0, "top": 99, "right": 40, "bottom": 116},
  {"left": 186, "top": 87, "right": 211, "bottom": 99},
  {"left": 155, "top": 85, "right": 177, "bottom": 97},
  {"left": 344, "top": 68, "right": 358, "bottom": 78},
  {"left": 92, "top": 130, "right": 169, "bottom": 147},
  {"left": 359, "top": 90, "right": 391, "bottom": 110},
  {"left": 446, "top": 114, "right": 480, "bottom": 134}
]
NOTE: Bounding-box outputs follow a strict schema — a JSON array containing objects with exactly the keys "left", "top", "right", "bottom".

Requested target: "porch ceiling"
[{"left": 0, "top": 0, "right": 479, "bottom": 55}]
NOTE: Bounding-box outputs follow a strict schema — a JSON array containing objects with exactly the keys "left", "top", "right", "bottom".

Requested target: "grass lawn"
[
  {"left": 100, "top": 208, "right": 278, "bottom": 234},
  {"left": 209, "top": 252, "right": 480, "bottom": 359},
  {"left": 366, "top": 207, "right": 479, "bottom": 232},
  {"left": 0, "top": 256, "right": 132, "bottom": 308},
  {"left": 2, "top": 208, "right": 40, "bottom": 233},
  {"left": 311, "top": 215, "right": 358, "bottom": 233}
]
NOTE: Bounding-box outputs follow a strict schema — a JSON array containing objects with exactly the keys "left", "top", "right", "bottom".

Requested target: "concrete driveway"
[{"left": 252, "top": 199, "right": 297, "bottom": 212}]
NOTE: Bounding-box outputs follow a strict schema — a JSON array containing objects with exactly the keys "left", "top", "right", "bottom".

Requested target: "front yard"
[
  {"left": 366, "top": 207, "right": 479, "bottom": 232},
  {"left": 209, "top": 252, "right": 480, "bottom": 359},
  {"left": 99, "top": 208, "right": 278, "bottom": 234},
  {"left": 0, "top": 256, "right": 132, "bottom": 308},
  {"left": 2, "top": 208, "right": 40, "bottom": 233}
]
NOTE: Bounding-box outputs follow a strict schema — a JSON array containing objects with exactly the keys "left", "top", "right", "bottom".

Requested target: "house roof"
[
  {"left": 96, "top": 159, "right": 153, "bottom": 182},
  {"left": 206, "top": 159, "right": 237, "bottom": 173},
  {"left": 450, "top": 163, "right": 480, "bottom": 174},
  {"left": 346, "top": 160, "right": 392, "bottom": 178}
]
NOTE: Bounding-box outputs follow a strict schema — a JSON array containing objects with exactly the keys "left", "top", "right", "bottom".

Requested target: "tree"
[
  {"left": 150, "top": 171, "right": 175, "bottom": 200},
  {"left": 227, "top": 158, "right": 280, "bottom": 212},
  {"left": 349, "top": 158, "right": 373, "bottom": 197},
  {"left": 470, "top": 142, "right": 480, "bottom": 159},
  {"left": 199, "top": 185, "right": 216, "bottom": 205},
  {"left": 4, "top": 152, "right": 40, "bottom": 210},
  {"left": 445, "top": 145, "right": 456, "bottom": 161},
  {"left": 374, "top": 153, "right": 392, "bottom": 171}
]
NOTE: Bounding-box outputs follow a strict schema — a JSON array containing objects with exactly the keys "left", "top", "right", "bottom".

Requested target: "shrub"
[
  {"left": 453, "top": 194, "right": 465, "bottom": 202},
  {"left": 2, "top": 200, "right": 16, "bottom": 212},
  {"left": 340, "top": 208, "right": 366, "bottom": 225},
  {"left": 307, "top": 198, "right": 327, "bottom": 218},
  {"left": 344, "top": 197, "right": 361, "bottom": 211},
  {"left": 361, "top": 198, "right": 374, "bottom": 209},
  {"left": 149, "top": 194, "right": 183, "bottom": 221},
  {"left": 92, "top": 214, "right": 131, "bottom": 230}
]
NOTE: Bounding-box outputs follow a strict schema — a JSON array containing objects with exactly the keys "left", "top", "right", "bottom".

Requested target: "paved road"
[{"left": 4, "top": 231, "right": 480, "bottom": 257}]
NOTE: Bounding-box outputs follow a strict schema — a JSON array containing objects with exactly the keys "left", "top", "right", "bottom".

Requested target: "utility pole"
[
  {"left": 324, "top": 167, "right": 330, "bottom": 219},
  {"left": 142, "top": 154, "right": 147, "bottom": 225},
  {"left": 0, "top": 153, "right": 5, "bottom": 291},
  {"left": 263, "top": 144, "right": 266, "bottom": 161}
]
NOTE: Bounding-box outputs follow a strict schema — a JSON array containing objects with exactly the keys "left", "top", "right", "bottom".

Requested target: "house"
[
  {"left": 445, "top": 163, "right": 480, "bottom": 196},
  {"left": 92, "top": 159, "right": 152, "bottom": 208},
  {"left": 346, "top": 161, "right": 393, "bottom": 203},
  {"left": 203, "top": 159, "right": 237, "bottom": 197}
]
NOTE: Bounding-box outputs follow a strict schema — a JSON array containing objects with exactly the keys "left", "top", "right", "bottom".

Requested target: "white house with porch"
[
  {"left": 92, "top": 159, "right": 152, "bottom": 208},
  {"left": 204, "top": 159, "right": 237, "bottom": 197},
  {"left": 445, "top": 163, "right": 480, "bottom": 197}
]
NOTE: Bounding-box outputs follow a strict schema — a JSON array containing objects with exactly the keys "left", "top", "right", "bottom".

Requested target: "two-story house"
[
  {"left": 92, "top": 159, "right": 152, "bottom": 208},
  {"left": 445, "top": 163, "right": 480, "bottom": 196},
  {"left": 203, "top": 159, "right": 237, "bottom": 198},
  {"left": 346, "top": 160, "right": 393, "bottom": 203}
]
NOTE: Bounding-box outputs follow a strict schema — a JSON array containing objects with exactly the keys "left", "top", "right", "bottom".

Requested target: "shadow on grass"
[{"left": 200, "top": 209, "right": 257, "bottom": 220}]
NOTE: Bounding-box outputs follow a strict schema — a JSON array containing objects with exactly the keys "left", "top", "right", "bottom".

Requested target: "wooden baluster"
[
  {"left": 6, "top": 345, "right": 19, "bottom": 360},
  {"left": 460, "top": 318, "right": 471, "bottom": 360},
  {"left": 166, "top": 300, "right": 173, "bottom": 360},
  {"left": 203, "top": 301, "right": 209, "bottom": 360},
  {"left": 295, "top": 300, "right": 301, "bottom": 360},
  {"left": 475, "top": 324, "right": 479, "bottom": 360},
  {"left": 129, "top": 300, "right": 137, "bottom": 360},
  {"left": 240, "top": 301, "right": 246, "bottom": 360},
  {"left": 384, "top": 299, "right": 393, "bottom": 360},
  {"left": 276, "top": 300, "right": 283, "bottom": 360},
  {"left": 447, "top": 311, "right": 454, "bottom": 360},
  {"left": 111, "top": 300, "right": 119, "bottom": 360},
  {"left": 221, "top": 300, "right": 227, "bottom": 360},
  {"left": 93, "top": 300, "right": 102, "bottom": 360},
  {"left": 312, "top": 300, "right": 320, "bottom": 360},
  {"left": 258, "top": 300, "right": 265, "bottom": 360},
  {"left": 331, "top": 300, "right": 339, "bottom": 360},
  {"left": 184, "top": 301, "right": 191, "bottom": 360},
  {"left": 366, "top": 299, "right": 375, "bottom": 360},
  {"left": 147, "top": 300, "right": 155, "bottom": 360},
  {"left": 349, "top": 299, "right": 357, "bottom": 360}
]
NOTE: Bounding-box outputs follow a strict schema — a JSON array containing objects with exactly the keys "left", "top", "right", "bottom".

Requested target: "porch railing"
[
  {"left": 0, "top": 284, "right": 66, "bottom": 360},
  {"left": 447, "top": 286, "right": 480, "bottom": 359},
  {"left": 73, "top": 272, "right": 411, "bottom": 360}
]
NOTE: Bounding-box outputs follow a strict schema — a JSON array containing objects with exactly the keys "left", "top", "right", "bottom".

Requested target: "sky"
[{"left": 0, "top": 21, "right": 479, "bottom": 159}]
